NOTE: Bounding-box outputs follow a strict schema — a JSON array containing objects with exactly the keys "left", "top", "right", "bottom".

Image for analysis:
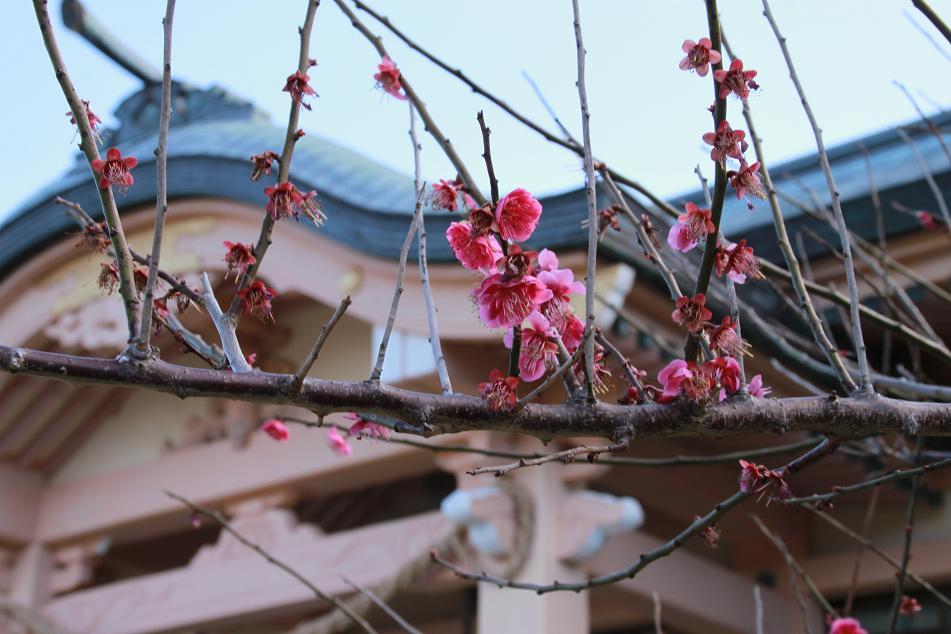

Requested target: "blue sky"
[{"left": 2, "top": 0, "right": 950, "bottom": 222}]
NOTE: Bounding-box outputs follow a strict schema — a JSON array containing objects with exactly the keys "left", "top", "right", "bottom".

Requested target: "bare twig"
[
  {"left": 476, "top": 111, "right": 500, "bottom": 205},
  {"left": 652, "top": 591, "right": 664, "bottom": 634},
  {"left": 888, "top": 437, "right": 925, "bottom": 633},
  {"left": 341, "top": 576, "right": 422, "bottom": 634},
  {"left": 369, "top": 188, "right": 424, "bottom": 382},
  {"left": 166, "top": 492, "right": 376, "bottom": 633},
  {"left": 786, "top": 456, "right": 951, "bottom": 505},
  {"left": 753, "top": 584, "right": 765, "bottom": 634},
  {"left": 720, "top": 32, "right": 856, "bottom": 393},
  {"left": 751, "top": 514, "right": 833, "bottom": 623},
  {"left": 201, "top": 273, "right": 252, "bottom": 372},
  {"left": 136, "top": 0, "right": 177, "bottom": 356},
  {"left": 431, "top": 440, "right": 835, "bottom": 593},
  {"left": 911, "top": 0, "right": 951, "bottom": 46},
  {"left": 810, "top": 508, "right": 951, "bottom": 610},
  {"left": 896, "top": 127, "right": 951, "bottom": 229},
  {"left": 291, "top": 295, "right": 352, "bottom": 391},
  {"left": 571, "top": 0, "right": 599, "bottom": 400},
  {"left": 32, "top": 0, "right": 140, "bottom": 340},
  {"left": 763, "top": 0, "right": 873, "bottom": 395},
  {"left": 594, "top": 291, "right": 681, "bottom": 358},
  {"left": 904, "top": 9, "right": 951, "bottom": 61},
  {"left": 467, "top": 440, "right": 629, "bottom": 477},
  {"left": 411, "top": 105, "right": 452, "bottom": 394},
  {"left": 844, "top": 487, "right": 880, "bottom": 616},
  {"left": 895, "top": 81, "right": 951, "bottom": 163}
]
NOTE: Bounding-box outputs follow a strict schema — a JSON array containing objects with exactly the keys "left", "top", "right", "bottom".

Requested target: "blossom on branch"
[
  {"left": 495, "top": 188, "right": 543, "bottom": 242},
  {"left": 667, "top": 202, "right": 715, "bottom": 253},
  {"left": 671, "top": 293, "right": 712, "bottom": 333},
  {"left": 345, "top": 413, "right": 391, "bottom": 441},
  {"left": 713, "top": 58, "right": 759, "bottom": 100},
  {"left": 916, "top": 210, "right": 941, "bottom": 231},
  {"left": 97, "top": 261, "right": 119, "bottom": 295},
  {"left": 264, "top": 182, "right": 325, "bottom": 224},
  {"left": 703, "top": 120, "right": 748, "bottom": 163},
  {"left": 473, "top": 274, "right": 552, "bottom": 329},
  {"left": 261, "top": 419, "right": 290, "bottom": 442},
  {"left": 283, "top": 71, "right": 317, "bottom": 110},
  {"left": 728, "top": 160, "right": 767, "bottom": 209},
  {"left": 714, "top": 240, "right": 762, "bottom": 284},
  {"left": 829, "top": 617, "right": 868, "bottom": 634},
  {"left": 76, "top": 221, "right": 111, "bottom": 252},
  {"left": 656, "top": 359, "right": 714, "bottom": 403},
  {"left": 250, "top": 151, "right": 280, "bottom": 181},
  {"left": 446, "top": 221, "right": 503, "bottom": 273},
  {"left": 327, "top": 427, "right": 352, "bottom": 456},
  {"left": 738, "top": 459, "right": 790, "bottom": 502},
  {"left": 479, "top": 369, "right": 519, "bottom": 411},
  {"left": 237, "top": 280, "right": 278, "bottom": 321},
  {"left": 747, "top": 374, "right": 772, "bottom": 398},
  {"left": 505, "top": 311, "right": 558, "bottom": 382},
  {"left": 374, "top": 56, "right": 408, "bottom": 100},
  {"left": 66, "top": 99, "right": 103, "bottom": 142},
  {"left": 679, "top": 37, "right": 721, "bottom": 76},
  {"left": 223, "top": 241, "right": 257, "bottom": 279},
  {"left": 90, "top": 147, "right": 137, "bottom": 192},
  {"left": 430, "top": 178, "right": 475, "bottom": 211},
  {"left": 707, "top": 316, "right": 750, "bottom": 358}
]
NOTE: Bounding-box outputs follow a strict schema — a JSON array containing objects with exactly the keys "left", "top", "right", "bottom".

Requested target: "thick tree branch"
[{"left": 3, "top": 346, "right": 951, "bottom": 439}]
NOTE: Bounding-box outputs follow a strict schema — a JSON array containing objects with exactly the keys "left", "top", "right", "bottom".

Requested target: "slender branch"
[
  {"left": 291, "top": 295, "right": 352, "bottom": 391},
  {"left": 571, "top": 0, "right": 598, "bottom": 400},
  {"left": 753, "top": 585, "right": 765, "bottom": 634},
  {"left": 333, "top": 0, "right": 484, "bottom": 205},
  {"left": 163, "top": 311, "right": 227, "bottom": 369},
  {"left": 685, "top": 0, "right": 728, "bottom": 363},
  {"left": 201, "top": 273, "right": 252, "bottom": 372},
  {"left": 226, "top": 0, "right": 321, "bottom": 319},
  {"left": 810, "top": 508, "right": 951, "bottom": 610},
  {"left": 410, "top": 105, "right": 452, "bottom": 394},
  {"left": 32, "top": 0, "right": 140, "bottom": 341},
  {"left": 844, "top": 487, "right": 880, "bottom": 616},
  {"left": 136, "top": 0, "right": 177, "bottom": 356},
  {"left": 599, "top": 170, "right": 683, "bottom": 301},
  {"left": 594, "top": 292, "right": 681, "bottom": 358},
  {"left": 341, "top": 576, "right": 422, "bottom": 634},
  {"left": 905, "top": 8, "right": 951, "bottom": 61},
  {"left": 888, "top": 437, "right": 924, "bottom": 633},
  {"left": 720, "top": 33, "right": 856, "bottom": 392},
  {"left": 522, "top": 70, "right": 578, "bottom": 144},
  {"left": 369, "top": 188, "right": 424, "bottom": 382},
  {"left": 763, "top": 0, "right": 873, "bottom": 394},
  {"left": 911, "top": 0, "right": 951, "bottom": 46},
  {"left": 476, "top": 111, "right": 500, "bottom": 204},
  {"left": 432, "top": 439, "right": 835, "bottom": 593},
  {"left": 652, "top": 592, "right": 664, "bottom": 634},
  {"left": 896, "top": 127, "right": 951, "bottom": 229},
  {"left": 786, "top": 456, "right": 951, "bottom": 505},
  {"left": 282, "top": 416, "right": 825, "bottom": 467},
  {"left": 895, "top": 81, "right": 951, "bottom": 164},
  {"left": 596, "top": 331, "right": 645, "bottom": 393},
  {"left": 467, "top": 440, "right": 629, "bottom": 477},
  {"left": 166, "top": 492, "right": 376, "bottom": 633},
  {"left": 751, "top": 514, "right": 835, "bottom": 621}
]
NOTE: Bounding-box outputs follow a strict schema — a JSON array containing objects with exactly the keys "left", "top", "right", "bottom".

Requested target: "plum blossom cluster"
[
  {"left": 444, "top": 188, "right": 591, "bottom": 409},
  {"left": 374, "top": 56, "right": 408, "bottom": 100},
  {"left": 66, "top": 99, "right": 103, "bottom": 143},
  {"left": 94, "top": 257, "right": 193, "bottom": 336}
]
